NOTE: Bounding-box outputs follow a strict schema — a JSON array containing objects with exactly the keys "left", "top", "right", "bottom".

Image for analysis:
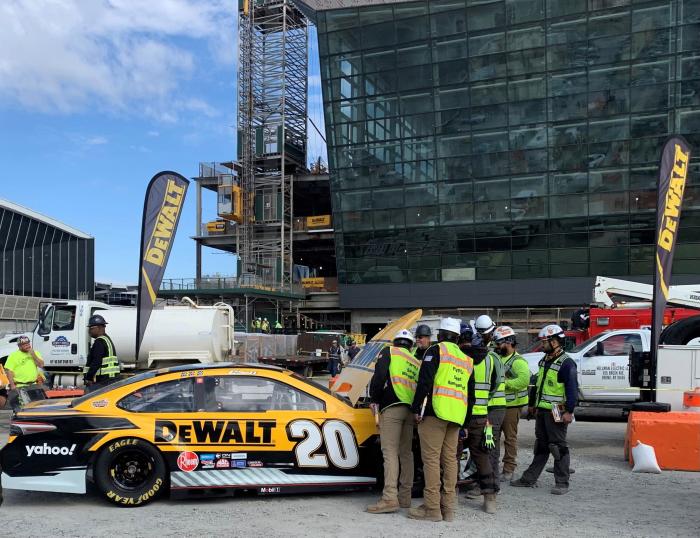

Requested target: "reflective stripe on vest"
[
  {"left": 503, "top": 352, "right": 529, "bottom": 407},
  {"left": 86, "top": 335, "right": 120, "bottom": 378},
  {"left": 388, "top": 345, "right": 421, "bottom": 404},
  {"left": 472, "top": 354, "right": 493, "bottom": 416},
  {"left": 535, "top": 353, "right": 567, "bottom": 410},
  {"left": 432, "top": 342, "right": 473, "bottom": 425},
  {"left": 488, "top": 351, "right": 506, "bottom": 409}
]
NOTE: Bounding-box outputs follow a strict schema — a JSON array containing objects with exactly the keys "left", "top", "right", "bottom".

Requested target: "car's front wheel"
[{"left": 93, "top": 438, "right": 167, "bottom": 507}]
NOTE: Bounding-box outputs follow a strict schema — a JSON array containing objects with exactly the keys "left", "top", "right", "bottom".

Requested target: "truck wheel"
[
  {"left": 93, "top": 438, "right": 167, "bottom": 507},
  {"left": 303, "top": 365, "right": 313, "bottom": 378}
]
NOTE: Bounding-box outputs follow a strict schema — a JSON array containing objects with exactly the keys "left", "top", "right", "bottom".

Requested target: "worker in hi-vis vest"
[
  {"left": 366, "top": 329, "right": 420, "bottom": 515},
  {"left": 409, "top": 318, "right": 473, "bottom": 522}
]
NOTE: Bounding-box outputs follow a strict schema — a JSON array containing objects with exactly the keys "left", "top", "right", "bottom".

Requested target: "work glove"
[{"left": 483, "top": 423, "right": 495, "bottom": 451}]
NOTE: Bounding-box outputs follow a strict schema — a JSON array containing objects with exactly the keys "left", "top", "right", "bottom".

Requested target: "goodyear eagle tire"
[{"left": 94, "top": 438, "right": 167, "bottom": 507}]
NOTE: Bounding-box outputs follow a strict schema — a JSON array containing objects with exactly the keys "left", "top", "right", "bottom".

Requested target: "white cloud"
[
  {"left": 0, "top": 0, "right": 235, "bottom": 120},
  {"left": 85, "top": 136, "right": 108, "bottom": 145}
]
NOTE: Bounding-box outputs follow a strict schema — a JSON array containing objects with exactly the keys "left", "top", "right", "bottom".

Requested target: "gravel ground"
[{"left": 1, "top": 405, "right": 698, "bottom": 537}]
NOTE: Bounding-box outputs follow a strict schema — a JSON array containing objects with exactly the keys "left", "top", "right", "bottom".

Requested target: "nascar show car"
[{"left": 0, "top": 364, "right": 381, "bottom": 506}]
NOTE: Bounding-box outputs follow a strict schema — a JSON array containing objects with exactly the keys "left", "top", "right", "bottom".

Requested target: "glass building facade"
[
  {"left": 0, "top": 202, "right": 94, "bottom": 300},
  {"left": 315, "top": 0, "right": 700, "bottom": 289}
]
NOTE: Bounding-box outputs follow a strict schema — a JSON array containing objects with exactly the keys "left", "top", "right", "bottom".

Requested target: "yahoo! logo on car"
[{"left": 26, "top": 443, "right": 76, "bottom": 456}]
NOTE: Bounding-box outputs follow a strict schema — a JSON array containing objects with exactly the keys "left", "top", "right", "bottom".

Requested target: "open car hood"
[{"left": 330, "top": 309, "right": 422, "bottom": 406}]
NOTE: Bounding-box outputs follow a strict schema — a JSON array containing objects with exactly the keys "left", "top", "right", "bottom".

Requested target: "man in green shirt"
[
  {"left": 493, "top": 326, "right": 531, "bottom": 482},
  {"left": 5, "top": 336, "right": 45, "bottom": 389}
]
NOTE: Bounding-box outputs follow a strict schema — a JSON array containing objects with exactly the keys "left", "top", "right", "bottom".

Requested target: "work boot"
[
  {"left": 398, "top": 494, "right": 412, "bottom": 509},
  {"left": 510, "top": 477, "right": 536, "bottom": 487},
  {"left": 366, "top": 498, "right": 400, "bottom": 514},
  {"left": 441, "top": 509, "right": 454, "bottom": 522},
  {"left": 407, "top": 504, "right": 443, "bottom": 522},
  {"left": 483, "top": 493, "right": 497, "bottom": 514},
  {"left": 547, "top": 466, "right": 575, "bottom": 474},
  {"left": 500, "top": 471, "right": 513, "bottom": 482},
  {"left": 551, "top": 485, "right": 569, "bottom": 495}
]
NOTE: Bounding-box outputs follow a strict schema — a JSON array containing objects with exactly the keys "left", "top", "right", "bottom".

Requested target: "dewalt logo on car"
[{"left": 154, "top": 419, "right": 277, "bottom": 445}]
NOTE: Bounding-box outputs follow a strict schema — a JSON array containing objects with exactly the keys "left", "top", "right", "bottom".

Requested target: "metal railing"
[{"left": 160, "top": 277, "right": 305, "bottom": 296}]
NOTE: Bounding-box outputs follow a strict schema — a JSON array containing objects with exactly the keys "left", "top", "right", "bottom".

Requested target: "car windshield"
[
  {"left": 289, "top": 372, "right": 352, "bottom": 406},
  {"left": 70, "top": 370, "right": 158, "bottom": 407}
]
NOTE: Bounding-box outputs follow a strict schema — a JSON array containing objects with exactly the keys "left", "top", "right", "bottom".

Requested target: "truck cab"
[
  {"left": 0, "top": 300, "right": 111, "bottom": 371},
  {"left": 521, "top": 328, "right": 651, "bottom": 403}
]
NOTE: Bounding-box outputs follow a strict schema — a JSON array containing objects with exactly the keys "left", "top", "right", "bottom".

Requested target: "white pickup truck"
[{"left": 521, "top": 329, "right": 651, "bottom": 404}]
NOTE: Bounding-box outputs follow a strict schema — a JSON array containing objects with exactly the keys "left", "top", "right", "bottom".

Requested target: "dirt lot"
[{"left": 1, "top": 407, "right": 698, "bottom": 537}]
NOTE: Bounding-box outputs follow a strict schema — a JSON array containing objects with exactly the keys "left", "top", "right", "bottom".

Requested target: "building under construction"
[{"left": 160, "top": 0, "right": 345, "bottom": 332}]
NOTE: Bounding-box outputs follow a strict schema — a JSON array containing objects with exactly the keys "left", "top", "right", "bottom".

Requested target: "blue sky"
[{"left": 0, "top": 0, "right": 325, "bottom": 285}]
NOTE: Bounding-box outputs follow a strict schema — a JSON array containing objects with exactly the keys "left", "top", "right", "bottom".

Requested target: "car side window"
[
  {"left": 204, "top": 376, "right": 325, "bottom": 412},
  {"left": 599, "top": 334, "right": 643, "bottom": 356},
  {"left": 118, "top": 379, "right": 195, "bottom": 412}
]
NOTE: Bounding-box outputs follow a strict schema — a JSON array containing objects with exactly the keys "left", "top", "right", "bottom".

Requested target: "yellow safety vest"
[
  {"left": 432, "top": 341, "right": 473, "bottom": 425},
  {"left": 83, "top": 335, "right": 120, "bottom": 379},
  {"left": 472, "top": 353, "right": 493, "bottom": 416},
  {"left": 388, "top": 345, "right": 420, "bottom": 405},
  {"left": 487, "top": 350, "right": 506, "bottom": 409},
  {"left": 536, "top": 353, "right": 568, "bottom": 410},
  {"left": 503, "top": 352, "right": 530, "bottom": 407}
]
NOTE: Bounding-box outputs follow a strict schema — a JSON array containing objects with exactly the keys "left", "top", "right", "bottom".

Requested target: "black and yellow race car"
[{"left": 0, "top": 364, "right": 381, "bottom": 506}]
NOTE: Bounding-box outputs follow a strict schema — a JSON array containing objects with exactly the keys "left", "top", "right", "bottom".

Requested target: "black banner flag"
[
  {"left": 651, "top": 137, "right": 691, "bottom": 368},
  {"left": 136, "top": 171, "right": 189, "bottom": 358}
]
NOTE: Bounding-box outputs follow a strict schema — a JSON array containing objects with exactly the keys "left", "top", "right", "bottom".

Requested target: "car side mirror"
[{"left": 596, "top": 341, "right": 605, "bottom": 356}]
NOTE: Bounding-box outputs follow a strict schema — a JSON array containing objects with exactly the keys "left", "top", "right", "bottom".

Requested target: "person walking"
[
  {"left": 493, "top": 326, "right": 530, "bottom": 482},
  {"left": 346, "top": 339, "right": 360, "bottom": 362},
  {"left": 511, "top": 324, "right": 578, "bottom": 495},
  {"left": 83, "top": 315, "right": 121, "bottom": 393},
  {"left": 413, "top": 324, "right": 432, "bottom": 361},
  {"left": 408, "top": 318, "right": 473, "bottom": 522},
  {"left": 366, "top": 329, "right": 421, "bottom": 514}
]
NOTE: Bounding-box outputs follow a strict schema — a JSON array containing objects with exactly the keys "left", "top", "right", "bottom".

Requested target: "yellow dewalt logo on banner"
[
  {"left": 302, "top": 277, "right": 325, "bottom": 288},
  {"left": 657, "top": 145, "right": 690, "bottom": 255},
  {"left": 306, "top": 215, "right": 331, "bottom": 228},
  {"left": 145, "top": 180, "right": 187, "bottom": 267}
]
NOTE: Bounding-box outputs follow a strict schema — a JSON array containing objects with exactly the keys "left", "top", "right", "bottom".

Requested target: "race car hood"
[{"left": 331, "top": 309, "right": 422, "bottom": 405}]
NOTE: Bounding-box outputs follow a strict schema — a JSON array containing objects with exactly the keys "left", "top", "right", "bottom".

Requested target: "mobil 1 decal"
[
  {"left": 155, "top": 419, "right": 276, "bottom": 446},
  {"left": 287, "top": 419, "right": 359, "bottom": 469}
]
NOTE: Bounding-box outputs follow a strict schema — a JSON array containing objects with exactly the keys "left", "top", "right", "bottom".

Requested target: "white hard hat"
[
  {"left": 493, "top": 326, "right": 516, "bottom": 342},
  {"left": 475, "top": 314, "right": 496, "bottom": 334},
  {"left": 394, "top": 329, "right": 415, "bottom": 344},
  {"left": 538, "top": 324, "right": 565, "bottom": 339},
  {"left": 439, "top": 317, "right": 462, "bottom": 335}
]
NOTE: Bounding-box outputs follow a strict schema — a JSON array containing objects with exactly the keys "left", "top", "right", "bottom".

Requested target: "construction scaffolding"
[{"left": 237, "top": 0, "right": 308, "bottom": 292}]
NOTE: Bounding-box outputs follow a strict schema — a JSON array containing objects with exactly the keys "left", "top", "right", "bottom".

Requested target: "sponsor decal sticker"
[
  {"left": 180, "top": 370, "right": 204, "bottom": 378},
  {"left": 247, "top": 460, "right": 263, "bottom": 467},
  {"left": 200, "top": 454, "right": 216, "bottom": 469},
  {"left": 26, "top": 443, "right": 76, "bottom": 457},
  {"left": 234, "top": 459, "right": 246, "bottom": 468},
  {"left": 155, "top": 419, "right": 276, "bottom": 445},
  {"left": 91, "top": 399, "right": 109, "bottom": 408},
  {"left": 215, "top": 458, "right": 231, "bottom": 468},
  {"left": 259, "top": 487, "right": 281, "bottom": 494},
  {"left": 52, "top": 336, "right": 70, "bottom": 347},
  {"left": 177, "top": 451, "right": 199, "bottom": 472}
]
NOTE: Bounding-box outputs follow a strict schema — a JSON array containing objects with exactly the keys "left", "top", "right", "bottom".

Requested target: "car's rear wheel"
[{"left": 94, "top": 438, "right": 167, "bottom": 507}]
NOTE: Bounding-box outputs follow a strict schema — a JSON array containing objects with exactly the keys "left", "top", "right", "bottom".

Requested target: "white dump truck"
[{"left": 0, "top": 299, "right": 235, "bottom": 386}]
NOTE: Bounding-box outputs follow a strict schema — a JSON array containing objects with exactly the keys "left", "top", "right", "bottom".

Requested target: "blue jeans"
[{"left": 328, "top": 358, "right": 340, "bottom": 376}]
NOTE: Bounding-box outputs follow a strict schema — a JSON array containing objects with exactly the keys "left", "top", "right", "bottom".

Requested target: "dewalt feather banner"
[
  {"left": 651, "top": 137, "right": 692, "bottom": 358},
  {"left": 136, "top": 172, "right": 189, "bottom": 357}
]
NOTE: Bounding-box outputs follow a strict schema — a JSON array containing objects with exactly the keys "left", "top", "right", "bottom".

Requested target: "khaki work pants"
[
  {"left": 501, "top": 406, "right": 523, "bottom": 474},
  {"left": 417, "top": 415, "right": 460, "bottom": 513},
  {"left": 379, "top": 404, "right": 414, "bottom": 502}
]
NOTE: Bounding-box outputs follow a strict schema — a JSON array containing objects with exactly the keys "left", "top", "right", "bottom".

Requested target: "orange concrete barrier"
[
  {"left": 45, "top": 389, "right": 84, "bottom": 399},
  {"left": 683, "top": 388, "right": 700, "bottom": 410},
  {"left": 626, "top": 411, "right": 700, "bottom": 471}
]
